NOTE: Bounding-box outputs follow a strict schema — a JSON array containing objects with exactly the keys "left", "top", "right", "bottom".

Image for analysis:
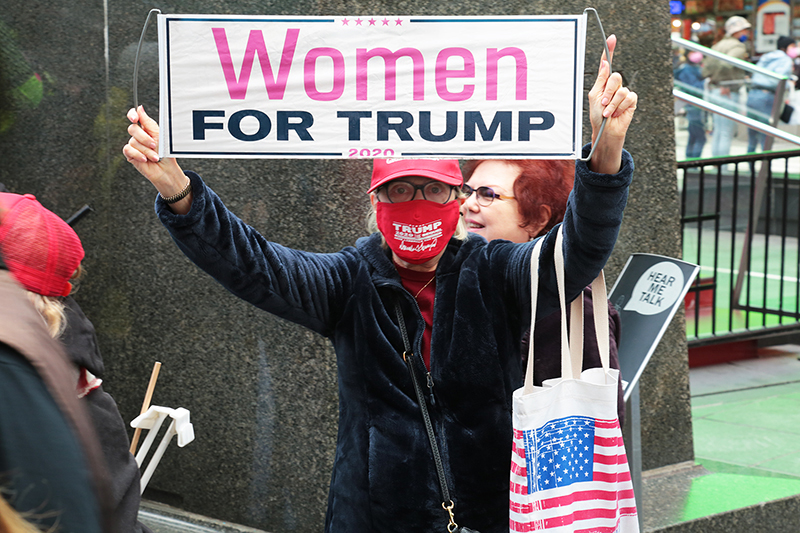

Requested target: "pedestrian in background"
[
  {"left": 0, "top": 191, "right": 149, "bottom": 533},
  {"left": 747, "top": 36, "right": 797, "bottom": 153},
  {"left": 0, "top": 197, "right": 110, "bottom": 533},
  {"left": 702, "top": 15, "right": 751, "bottom": 157},
  {"left": 675, "top": 51, "right": 708, "bottom": 158}
]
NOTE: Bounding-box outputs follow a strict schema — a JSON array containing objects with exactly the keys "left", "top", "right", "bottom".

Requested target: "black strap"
[{"left": 394, "top": 300, "right": 459, "bottom": 531}]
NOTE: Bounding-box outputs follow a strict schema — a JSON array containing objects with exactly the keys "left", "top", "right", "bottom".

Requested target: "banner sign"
[
  {"left": 608, "top": 254, "right": 699, "bottom": 401},
  {"left": 157, "top": 14, "right": 587, "bottom": 159}
]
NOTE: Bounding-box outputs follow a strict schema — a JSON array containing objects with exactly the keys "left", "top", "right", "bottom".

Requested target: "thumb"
[
  {"left": 137, "top": 105, "right": 159, "bottom": 135},
  {"left": 590, "top": 58, "right": 611, "bottom": 100},
  {"left": 590, "top": 35, "right": 617, "bottom": 99}
]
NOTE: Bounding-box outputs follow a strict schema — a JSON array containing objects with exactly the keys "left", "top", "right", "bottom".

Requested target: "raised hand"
[{"left": 587, "top": 35, "right": 638, "bottom": 174}]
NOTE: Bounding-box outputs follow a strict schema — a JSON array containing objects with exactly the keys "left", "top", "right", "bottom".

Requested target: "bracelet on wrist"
[{"left": 160, "top": 179, "right": 192, "bottom": 204}]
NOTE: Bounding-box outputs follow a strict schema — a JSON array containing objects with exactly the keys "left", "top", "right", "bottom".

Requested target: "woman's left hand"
[{"left": 587, "top": 35, "right": 638, "bottom": 174}]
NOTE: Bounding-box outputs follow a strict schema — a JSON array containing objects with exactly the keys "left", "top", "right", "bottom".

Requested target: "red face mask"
[{"left": 376, "top": 200, "right": 461, "bottom": 264}]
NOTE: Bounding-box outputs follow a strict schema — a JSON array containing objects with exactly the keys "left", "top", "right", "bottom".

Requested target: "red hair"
[{"left": 462, "top": 159, "right": 574, "bottom": 238}]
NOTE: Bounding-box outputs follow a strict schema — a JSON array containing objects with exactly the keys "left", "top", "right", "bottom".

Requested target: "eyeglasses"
[
  {"left": 376, "top": 180, "right": 458, "bottom": 204},
  {"left": 461, "top": 184, "right": 515, "bottom": 207}
]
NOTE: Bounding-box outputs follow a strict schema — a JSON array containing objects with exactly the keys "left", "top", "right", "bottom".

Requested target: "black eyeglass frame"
[{"left": 375, "top": 180, "right": 459, "bottom": 204}]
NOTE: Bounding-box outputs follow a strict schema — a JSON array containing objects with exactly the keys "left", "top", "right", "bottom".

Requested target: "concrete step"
[
  {"left": 139, "top": 501, "right": 269, "bottom": 533},
  {"left": 643, "top": 461, "right": 800, "bottom": 532}
]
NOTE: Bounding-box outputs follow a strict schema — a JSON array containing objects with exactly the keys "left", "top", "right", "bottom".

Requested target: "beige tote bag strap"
[
  {"left": 554, "top": 227, "right": 612, "bottom": 378},
  {"left": 524, "top": 236, "right": 546, "bottom": 394},
  {"left": 525, "top": 227, "right": 610, "bottom": 394},
  {"left": 553, "top": 227, "right": 573, "bottom": 380},
  {"left": 591, "top": 271, "right": 611, "bottom": 371},
  {"left": 525, "top": 227, "right": 573, "bottom": 391},
  {"left": 569, "top": 294, "right": 584, "bottom": 378}
]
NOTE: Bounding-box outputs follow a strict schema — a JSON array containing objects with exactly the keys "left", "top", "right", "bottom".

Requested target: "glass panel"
[{"left": 672, "top": 37, "right": 799, "bottom": 162}]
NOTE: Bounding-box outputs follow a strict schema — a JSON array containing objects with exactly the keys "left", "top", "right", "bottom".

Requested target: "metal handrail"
[
  {"left": 678, "top": 150, "right": 800, "bottom": 344},
  {"left": 672, "top": 36, "right": 796, "bottom": 83},
  {"left": 674, "top": 89, "right": 800, "bottom": 146},
  {"left": 674, "top": 37, "right": 800, "bottom": 346}
]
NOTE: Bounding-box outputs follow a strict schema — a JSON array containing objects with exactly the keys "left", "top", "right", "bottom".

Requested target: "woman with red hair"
[
  {"left": 461, "top": 159, "right": 625, "bottom": 422},
  {"left": 461, "top": 159, "right": 574, "bottom": 242}
]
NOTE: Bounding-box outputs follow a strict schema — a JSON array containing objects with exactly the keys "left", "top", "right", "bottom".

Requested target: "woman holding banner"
[{"left": 124, "top": 35, "right": 636, "bottom": 533}]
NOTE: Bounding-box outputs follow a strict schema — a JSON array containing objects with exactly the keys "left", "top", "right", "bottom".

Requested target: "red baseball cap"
[
  {"left": 368, "top": 159, "right": 463, "bottom": 193},
  {"left": 0, "top": 193, "right": 84, "bottom": 297}
]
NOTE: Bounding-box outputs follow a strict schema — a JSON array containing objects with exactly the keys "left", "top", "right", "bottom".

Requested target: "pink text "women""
[{"left": 212, "top": 28, "right": 528, "bottom": 102}]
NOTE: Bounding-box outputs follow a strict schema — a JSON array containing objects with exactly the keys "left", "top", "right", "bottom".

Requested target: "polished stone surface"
[
  {"left": 0, "top": 0, "right": 688, "bottom": 529},
  {"left": 641, "top": 462, "right": 800, "bottom": 533}
]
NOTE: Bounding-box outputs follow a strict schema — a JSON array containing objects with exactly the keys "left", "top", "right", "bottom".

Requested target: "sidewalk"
[{"left": 643, "top": 345, "right": 800, "bottom": 532}]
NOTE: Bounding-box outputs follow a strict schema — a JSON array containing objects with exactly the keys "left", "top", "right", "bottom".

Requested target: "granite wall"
[{"left": 0, "top": 0, "right": 688, "bottom": 530}]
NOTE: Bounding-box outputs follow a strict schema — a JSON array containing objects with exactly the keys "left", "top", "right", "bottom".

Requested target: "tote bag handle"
[{"left": 523, "top": 226, "right": 610, "bottom": 395}]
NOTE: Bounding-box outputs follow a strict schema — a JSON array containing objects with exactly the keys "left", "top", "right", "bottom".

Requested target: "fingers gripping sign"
[
  {"left": 123, "top": 106, "right": 192, "bottom": 214},
  {"left": 589, "top": 35, "right": 638, "bottom": 139},
  {"left": 587, "top": 35, "right": 638, "bottom": 175},
  {"left": 125, "top": 106, "right": 159, "bottom": 164}
]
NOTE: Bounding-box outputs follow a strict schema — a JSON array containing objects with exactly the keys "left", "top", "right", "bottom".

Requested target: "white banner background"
[{"left": 158, "top": 14, "right": 587, "bottom": 159}]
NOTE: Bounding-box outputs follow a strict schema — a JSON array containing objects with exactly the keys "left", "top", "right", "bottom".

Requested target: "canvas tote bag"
[{"left": 509, "top": 227, "right": 639, "bottom": 532}]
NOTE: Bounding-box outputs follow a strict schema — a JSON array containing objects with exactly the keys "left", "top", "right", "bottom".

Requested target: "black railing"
[{"left": 680, "top": 150, "right": 800, "bottom": 345}]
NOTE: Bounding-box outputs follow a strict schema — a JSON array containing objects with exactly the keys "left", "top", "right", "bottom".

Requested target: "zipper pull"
[{"left": 426, "top": 372, "right": 436, "bottom": 406}]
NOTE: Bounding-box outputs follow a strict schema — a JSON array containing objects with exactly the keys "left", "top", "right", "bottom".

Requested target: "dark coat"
[
  {"left": 61, "top": 298, "right": 152, "bottom": 533},
  {"left": 0, "top": 268, "right": 109, "bottom": 533},
  {"left": 155, "top": 150, "right": 633, "bottom": 533}
]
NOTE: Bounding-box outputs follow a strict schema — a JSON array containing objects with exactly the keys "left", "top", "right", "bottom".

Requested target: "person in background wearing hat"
[
  {"left": 746, "top": 36, "right": 797, "bottom": 153},
  {"left": 0, "top": 195, "right": 108, "bottom": 533},
  {"left": 675, "top": 51, "right": 708, "bottom": 158},
  {"left": 702, "top": 15, "right": 752, "bottom": 157},
  {"left": 124, "top": 36, "right": 637, "bottom": 532},
  {"left": 0, "top": 192, "right": 151, "bottom": 533}
]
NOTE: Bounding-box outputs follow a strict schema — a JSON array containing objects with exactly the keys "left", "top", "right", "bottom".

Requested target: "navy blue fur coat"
[{"left": 156, "top": 151, "right": 633, "bottom": 533}]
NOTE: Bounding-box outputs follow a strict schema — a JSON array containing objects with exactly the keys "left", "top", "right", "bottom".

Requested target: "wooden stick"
[{"left": 129, "top": 361, "right": 162, "bottom": 455}]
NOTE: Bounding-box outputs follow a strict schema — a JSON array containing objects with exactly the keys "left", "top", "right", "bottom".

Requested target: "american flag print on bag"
[{"left": 509, "top": 415, "right": 638, "bottom": 532}]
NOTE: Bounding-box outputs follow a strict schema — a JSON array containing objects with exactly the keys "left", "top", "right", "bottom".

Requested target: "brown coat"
[{"left": 0, "top": 270, "right": 115, "bottom": 533}]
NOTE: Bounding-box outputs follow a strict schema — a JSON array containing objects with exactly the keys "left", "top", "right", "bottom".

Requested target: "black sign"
[{"left": 609, "top": 254, "right": 699, "bottom": 401}]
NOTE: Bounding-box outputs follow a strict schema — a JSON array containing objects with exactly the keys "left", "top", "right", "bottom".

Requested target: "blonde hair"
[
  {"left": 24, "top": 265, "right": 82, "bottom": 339},
  {"left": 26, "top": 293, "right": 67, "bottom": 338},
  {"left": 365, "top": 191, "right": 469, "bottom": 246},
  {"left": 0, "top": 493, "right": 53, "bottom": 533}
]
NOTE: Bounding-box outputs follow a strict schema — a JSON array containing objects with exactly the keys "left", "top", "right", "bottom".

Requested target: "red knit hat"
[
  {"left": 368, "top": 159, "right": 463, "bottom": 193},
  {"left": 0, "top": 193, "right": 84, "bottom": 297}
]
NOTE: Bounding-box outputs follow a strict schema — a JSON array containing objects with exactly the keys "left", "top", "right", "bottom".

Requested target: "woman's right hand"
[{"left": 123, "top": 106, "right": 192, "bottom": 213}]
